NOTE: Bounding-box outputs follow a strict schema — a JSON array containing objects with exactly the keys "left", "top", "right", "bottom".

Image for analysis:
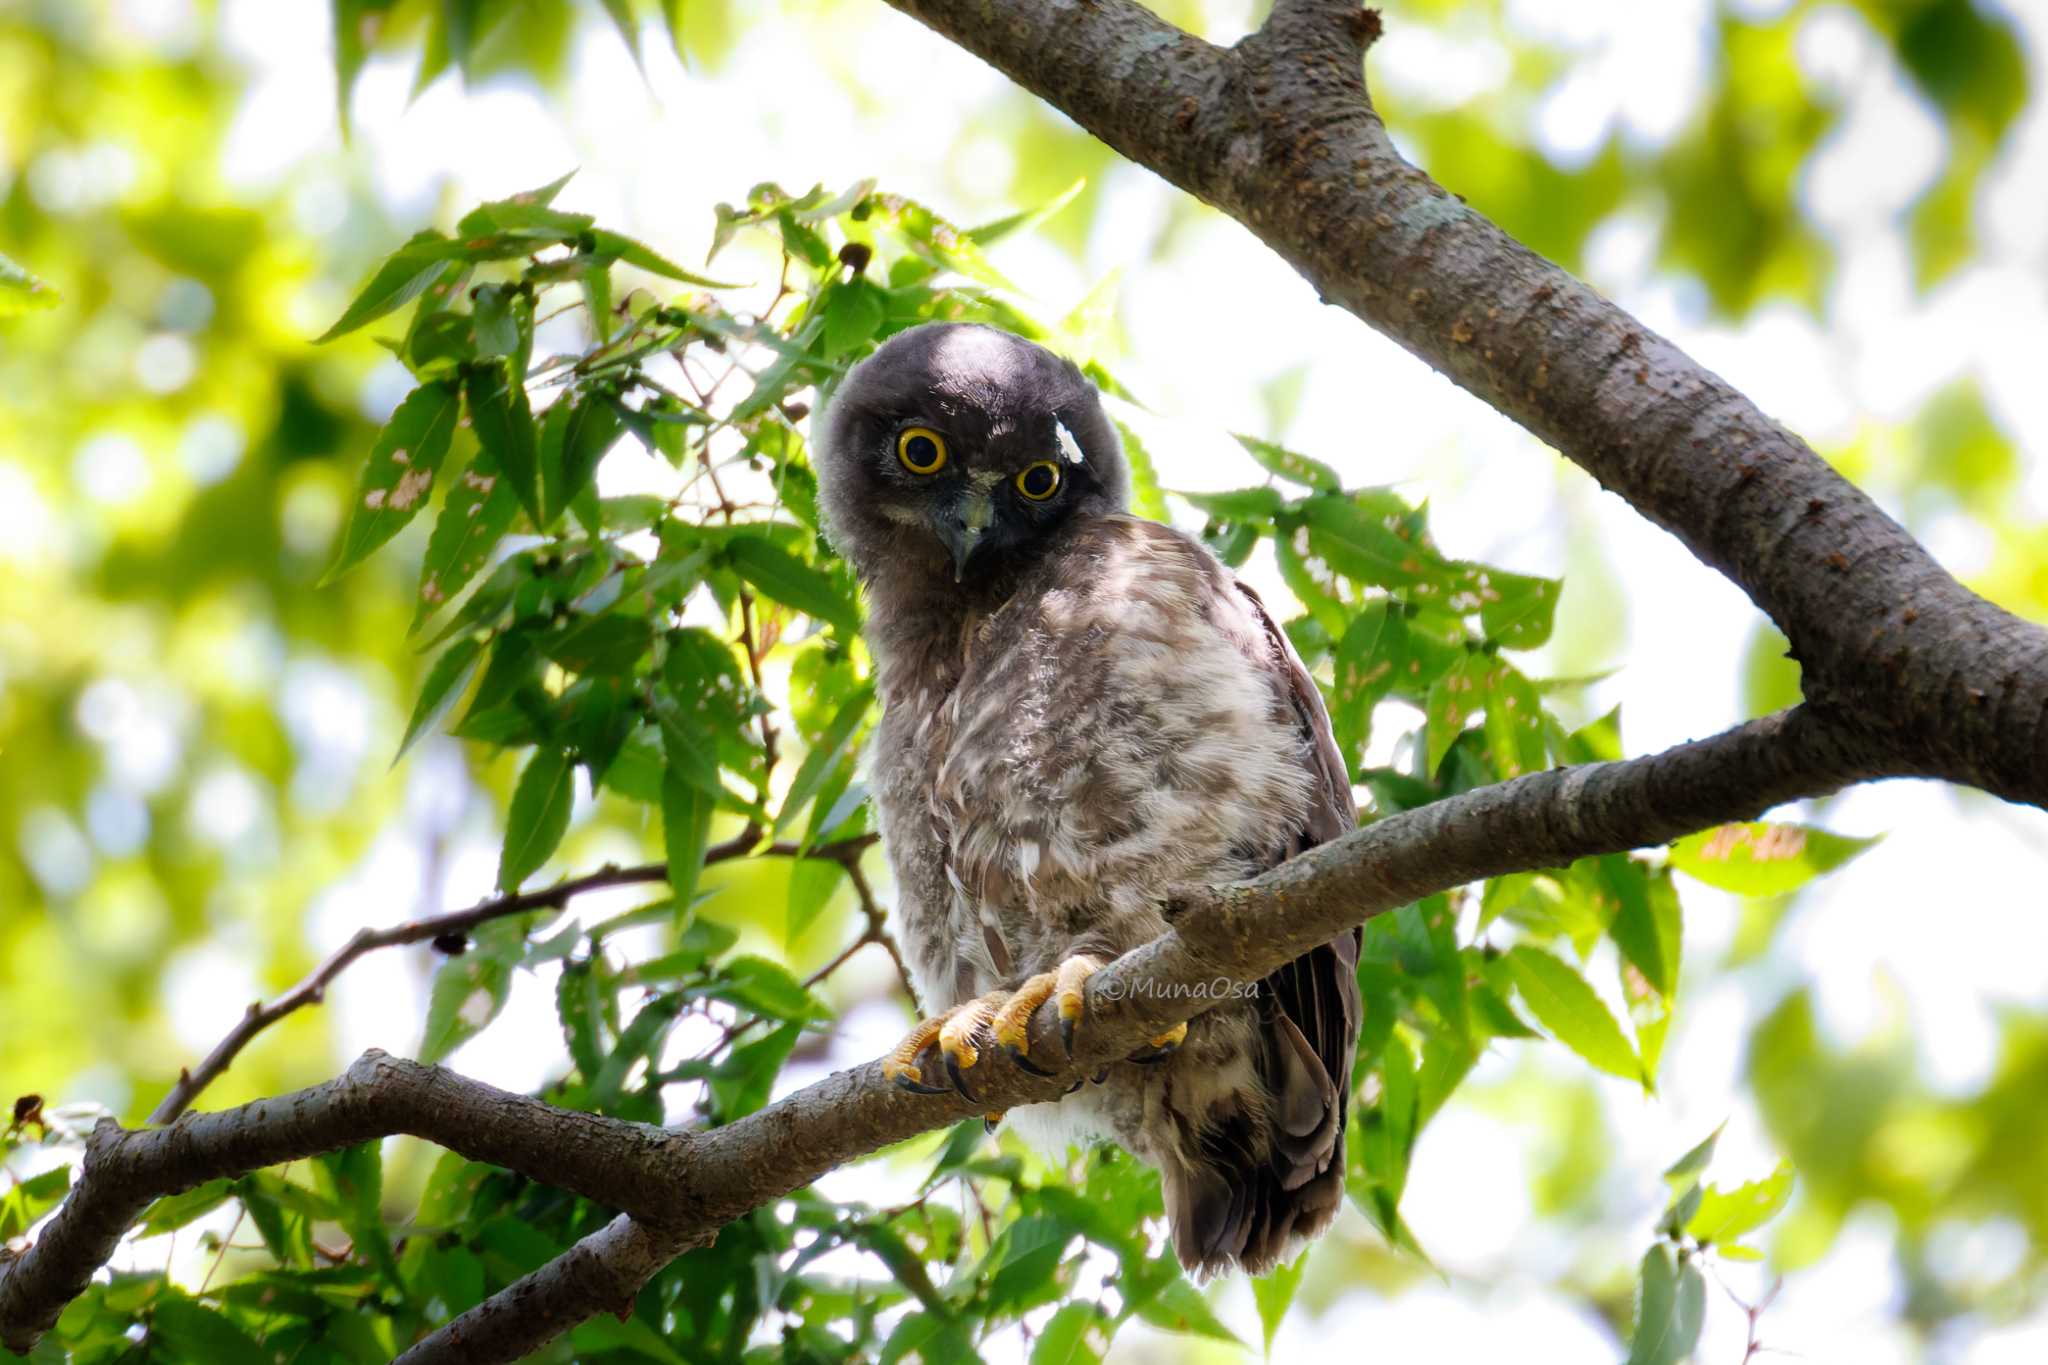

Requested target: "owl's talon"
[
  {"left": 945, "top": 1052, "right": 978, "bottom": 1102},
  {"left": 1126, "top": 1020, "right": 1188, "bottom": 1065},
  {"left": 1053, "top": 953, "right": 1105, "bottom": 1059},
  {"left": 1059, "top": 1016, "right": 1077, "bottom": 1058},
  {"left": 1004, "top": 1043, "right": 1057, "bottom": 1078},
  {"left": 1064, "top": 1078, "right": 1085, "bottom": 1095},
  {"left": 983, "top": 1111, "right": 1005, "bottom": 1134},
  {"left": 896, "top": 1074, "right": 953, "bottom": 1096},
  {"left": 1091, "top": 1067, "right": 1110, "bottom": 1085}
]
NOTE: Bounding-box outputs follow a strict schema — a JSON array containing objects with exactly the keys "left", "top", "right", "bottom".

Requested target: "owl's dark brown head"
[{"left": 814, "top": 322, "right": 1128, "bottom": 586}]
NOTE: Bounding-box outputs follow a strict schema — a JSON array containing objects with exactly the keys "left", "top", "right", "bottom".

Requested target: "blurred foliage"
[{"left": 0, "top": 1, "right": 2043, "bottom": 1363}]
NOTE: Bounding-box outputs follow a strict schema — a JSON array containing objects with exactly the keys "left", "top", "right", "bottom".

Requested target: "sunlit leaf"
[
  {"left": 1686, "top": 1160, "right": 1794, "bottom": 1245},
  {"left": 1506, "top": 945, "right": 1643, "bottom": 1086},
  {"left": 323, "top": 381, "right": 461, "bottom": 583},
  {"left": 0, "top": 250, "right": 58, "bottom": 315},
  {"left": 1669, "top": 822, "right": 1880, "bottom": 896}
]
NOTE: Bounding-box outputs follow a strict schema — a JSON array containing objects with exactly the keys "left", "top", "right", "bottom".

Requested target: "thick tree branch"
[
  {"left": 2, "top": 705, "right": 1902, "bottom": 1359},
  {"left": 881, "top": 0, "right": 2048, "bottom": 808}
]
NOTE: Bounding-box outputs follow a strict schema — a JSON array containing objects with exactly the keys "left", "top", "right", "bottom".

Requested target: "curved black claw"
[
  {"left": 1003, "top": 1043, "right": 1057, "bottom": 1078},
  {"left": 1059, "top": 1017, "right": 1077, "bottom": 1058},
  {"left": 983, "top": 1114, "right": 1003, "bottom": 1135},
  {"left": 893, "top": 1073, "right": 953, "bottom": 1097},
  {"left": 1125, "top": 1044, "right": 1178, "bottom": 1066},
  {"left": 1063, "top": 1078, "right": 1084, "bottom": 1095},
  {"left": 945, "top": 1053, "right": 978, "bottom": 1103},
  {"left": 1090, "top": 1067, "right": 1110, "bottom": 1085}
]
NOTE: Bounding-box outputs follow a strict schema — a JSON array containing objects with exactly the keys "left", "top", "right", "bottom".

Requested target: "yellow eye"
[
  {"left": 897, "top": 427, "right": 947, "bottom": 475},
  {"left": 1015, "top": 461, "right": 1061, "bottom": 501}
]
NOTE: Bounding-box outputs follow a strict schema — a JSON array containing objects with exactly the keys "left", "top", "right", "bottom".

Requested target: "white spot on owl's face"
[{"left": 1055, "top": 420, "right": 1086, "bottom": 465}]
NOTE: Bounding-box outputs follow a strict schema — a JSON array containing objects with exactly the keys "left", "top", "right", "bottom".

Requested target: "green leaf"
[
  {"left": 322, "top": 381, "right": 462, "bottom": 583},
  {"left": 396, "top": 636, "right": 485, "bottom": 761},
  {"left": 497, "top": 747, "right": 576, "bottom": 892},
  {"left": 1603, "top": 856, "right": 1682, "bottom": 1000},
  {"left": 786, "top": 858, "right": 841, "bottom": 945},
  {"left": 587, "top": 228, "right": 740, "bottom": 287},
  {"left": 1424, "top": 652, "right": 1490, "bottom": 777},
  {"left": 1505, "top": 945, "right": 1643, "bottom": 1086},
  {"left": 1669, "top": 822, "right": 1881, "bottom": 897},
  {"left": 1686, "top": 1160, "right": 1794, "bottom": 1245},
  {"left": 455, "top": 172, "right": 580, "bottom": 236},
  {"left": 549, "top": 395, "right": 624, "bottom": 527},
  {"left": 317, "top": 231, "right": 466, "bottom": 342},
  {"left": 1252, "top": 1251, "right": 1309, "bottom": 1354},
  {"left": 1031, "top": 1302, "right": 1108, "bottom": 1365},
  {"left": 464, "top": 361, "right": 543, "bottom": 528},
  {"left": 1236, "top": 434, "right": 1340, "bottom": 492},
  {"left": 969, "top": 178, "right": 1086, "bottom": 247},
  {"left": 415, "top": 453, "right": 521, "bottom": 628},
  {"left": 821, "top": 278, "right": 888, "bottom": 360},
  {"left": 709, "top": 1019, "right": 802, "bottom": 1119},
  {"left": 541, "top": 614, "right": 653, "bottom": 676},
  {"left": 0, "top": 250, "right": 59, "bottom": 315},
  {"left": 1478, "top": 569, "right": 1562, "bottom": 649},
  {"left": 1480, "top": 661, "right": 1545, "bottom": 780},
  {"left": 1626, "top": 1245, "right": 1678, "bottom": 1365},
  {"left": 696, "top": 954, "right": 823, "bottom": 1021},
  {"left": 137, "top": 1179, "right": 235, "bottom": 1236},
  {"left": 775, "top": 683, "right": 874, "bottom": 836},
  {"left": 725, "top": 533, "right": 859, "bottom": 633},
  {"left": 1662, "top": 1123, "right": 1725, "bottom": 1192},
  {"left": 148, "top": 1295, "right": 270, "bottom": 1365},
  {"left": 1133, "top": 1275, "right": 1241, "bottom": 1344},
  {"left": 662, "top": 773, "right": 714, "bottom": 907},
  {"left": 418, "top": 942, "right": 512, "bottom": 1064}
]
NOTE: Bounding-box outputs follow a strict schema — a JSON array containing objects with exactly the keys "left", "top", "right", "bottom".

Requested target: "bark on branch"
[
  {"left": 6, "top": 706, "right": 1899, "bottom": 1358},
  {"left": 882, "top": 0, "right": 2048, "bottom": 808}
]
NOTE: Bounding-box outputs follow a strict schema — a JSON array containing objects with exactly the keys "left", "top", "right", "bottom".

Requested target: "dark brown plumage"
[{"left": 816, "top": 322, "right": 1360, "bottom": 1274}]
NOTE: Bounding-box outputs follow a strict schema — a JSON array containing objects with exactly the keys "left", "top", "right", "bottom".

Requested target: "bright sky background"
[{"left": 83, "top": 0, "right": 2048, "bottom": 1360}]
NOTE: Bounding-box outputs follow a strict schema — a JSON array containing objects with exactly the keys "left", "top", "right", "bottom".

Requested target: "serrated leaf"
[
  {"left": 725, "top": 533, "right": 859, "bottom": 632},
  {"left": 148, "top": 1295, "right": 270, "bottom": 1365},
  {"left": 464, "top": 361, "right": 542, "bottom": 527},
  {"left": 1174, "top": 485, "right": 1287, "bottom": 522},
  {"left": 1686, "top": 1160, "right": 1794, "bottom": 1245},
  {"left": 1424, "top": 652, "right": 1490, "bottom": 777},
  {"left": 696, "top": 954, "right": 823, "bottom": 1021},
  {"left": 1669, "top": 822, "right": 1880, "bottom": 897},
  {"left": 1478, "top": 568, "right": 1561, "bottom": 649},
  {"left": 396, "top": 636, "right": 485, "bottom": 761},
  {"left": 541, "top": 614, "right": 653, "bottom": 676},
  {"left": 323, "top": 381, "right": 461, "bottom": 583},
  {"left": 419, "top": 942, "right": 513, "bottom": 1065},
  {"left": 549, "top": 395, "right": 624, "bottom": 527},
  {"left": 1506, "top": 945, "right": 1643, "bottom": 1086},
  {"left": 709, "top": 1019, "right": 801, "bottom": 1120},
  {"left": 821, "top": 278, "right": 887, "bottom": 360},
  {"left": 317, "top": 231, "right": 467, "bottom": 342},
  {"left": 1236, "top": 434, "right": 1340, "bottom": 492},
  {"left": 588, "top": 228, "right": 740, "bottom": 287},
  {"left": 415, "top": 453, "right": 520, "bottom": 628},
  {"left": 497, "top": 747, "right": 576, "bottom": 892}
]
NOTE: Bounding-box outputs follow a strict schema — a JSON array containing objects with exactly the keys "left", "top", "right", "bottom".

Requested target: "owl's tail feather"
[{"left": 1164, "top": 932, "right": 1360, "bottom": 1277}]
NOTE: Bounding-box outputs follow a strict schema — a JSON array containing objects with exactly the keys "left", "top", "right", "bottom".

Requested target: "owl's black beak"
[{"left": 935, "top": 491, "right": 995, "bottom": 582}]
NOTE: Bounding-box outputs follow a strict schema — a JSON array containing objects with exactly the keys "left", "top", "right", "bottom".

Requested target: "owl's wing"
[{"left": 1194, "top": 572, "right": 1363, "bottom": 1271}]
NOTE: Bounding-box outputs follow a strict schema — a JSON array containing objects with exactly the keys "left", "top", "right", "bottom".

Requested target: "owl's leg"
[{"left": 881, "top": 1012, "right": 960, "bottom": 1096}]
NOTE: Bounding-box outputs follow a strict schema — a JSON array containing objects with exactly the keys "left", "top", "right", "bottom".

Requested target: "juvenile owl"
[{"left": 815, "top": 322, "right": 1360, "bottom": 1275}]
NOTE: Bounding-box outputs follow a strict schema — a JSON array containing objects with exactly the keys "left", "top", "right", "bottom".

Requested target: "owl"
[{"left": 815, "top": 322, "right": 1360, "bottom": 1275}]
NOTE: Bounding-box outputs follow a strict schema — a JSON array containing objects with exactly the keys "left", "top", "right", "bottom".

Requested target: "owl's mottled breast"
[{"left": 867, "top": 515, "right": 1319, "bottom": 1010}]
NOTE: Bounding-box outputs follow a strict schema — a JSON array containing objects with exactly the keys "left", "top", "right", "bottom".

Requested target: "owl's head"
[{"left": 814, "top": 322, "right": 1128, "bottom": 587}]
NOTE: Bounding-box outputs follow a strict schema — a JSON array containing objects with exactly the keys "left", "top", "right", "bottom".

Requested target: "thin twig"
[{"left": 144, "top": 829, "right": 871, "bottom": 1126}]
